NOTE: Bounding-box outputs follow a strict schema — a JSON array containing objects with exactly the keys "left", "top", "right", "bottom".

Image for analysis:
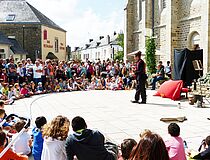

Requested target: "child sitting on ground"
[
  {"left": 20, "top": 83, "right": 33, "bottom": 97},
  {"left": 32, "top": 116, "right": 47, "bottom": 160},
  {"left": 165, "top": 123, "right": 186, "bottom": 160},
  {"left": 12, "top": 120, "right": 32, "bottom": 156},
  {"left": 118, "top": 138, "right": 137, "bottom": 160},
  {"left": 36, "top": 82, "right": 46, "bottom": 94},
  {"left": 0, "top": 130, "right": 28, "bottom": 160},
  {"left": 14, "top": 83, "right": 24, "bottom": 99}
]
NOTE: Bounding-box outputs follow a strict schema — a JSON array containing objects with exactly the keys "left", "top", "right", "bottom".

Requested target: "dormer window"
[{"left": 6, "top": 14, "right": 15, "bottom": 21}]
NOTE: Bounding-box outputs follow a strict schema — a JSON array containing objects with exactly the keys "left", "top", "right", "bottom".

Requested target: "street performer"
[{"left": 131, "top": 51, "right": 147, "bottom": 104}]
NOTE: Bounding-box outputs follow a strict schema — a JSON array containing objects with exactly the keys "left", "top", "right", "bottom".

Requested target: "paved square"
[{"left": 6, "top": 90, "right": 210, "bottom": 150}]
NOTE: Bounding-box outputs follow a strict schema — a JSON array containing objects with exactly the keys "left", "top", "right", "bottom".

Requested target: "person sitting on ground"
[
  {"left": 14, "top": 83, "right": 24, "bottom": 99},
  {"left": 32, "top": 116, "right": 47, "bottom": 160},
  {"left": 20, "top": 83, "right": 33, "bottom": 97},
  {"left": 0, "top": 108, "right": 11, "bottom": 130},
  {"left": 65, "top": 116, "right": 118, "bottom": 160},
  {"left": 12, "top": 120, "right": 32, "bottom": 156},
  {"left": 41, "top": 115, "right": 70, "bottom": 160},
  {"left": 1, "top": 83, "right": 9, "bottom": 97},
  {"left": 0, "top": 130, "right": 28, "bottom": 160},
  {"left": 151, "top": 61, "right": 165, "bottom": 90},
  {"left": 36, "top": 82, "right": 46, "bottom": 94},
  {"left": 165, "top": 123, "right": 186, "bottom": 160},
  {"left": 192, "top": 135, "right": 210, "bottom": 159},
  {"left": 118, "top": 138, "right": 137, "bottom": 160},
  {"left": 129, "top": 130, "right": 169, "bottom": 160},
  {"left": 0, "top": 108, "right": 5, "bottom": 123},
  {"left": 0, "top": 100, "right": 5, "bottom": 109}
]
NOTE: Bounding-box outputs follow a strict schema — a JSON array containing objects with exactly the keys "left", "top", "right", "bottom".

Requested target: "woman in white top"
[{"left": 41, "top": 115, "right": 70, "bottom": 160}]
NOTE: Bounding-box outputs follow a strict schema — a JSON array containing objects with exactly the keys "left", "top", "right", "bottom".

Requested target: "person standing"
[{"left": 131, "top": 51, "right": 147, "bottom": 104}]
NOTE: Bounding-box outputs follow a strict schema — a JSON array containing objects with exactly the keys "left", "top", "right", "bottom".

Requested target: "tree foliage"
[
  {"left": 145, "top": 37, "right": 157, "bottom": 74},
  {"left": 114, "top": 33, "right": 124, "bottom": 61}
]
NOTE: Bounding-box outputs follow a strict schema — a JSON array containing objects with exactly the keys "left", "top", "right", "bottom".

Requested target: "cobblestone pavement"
[{"left": 6, "top": 90, "right": 210, "bottom": 151}]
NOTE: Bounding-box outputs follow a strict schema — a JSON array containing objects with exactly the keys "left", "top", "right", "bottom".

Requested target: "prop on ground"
[
  {"left": 154, "top": 80, "right": 183, "bottom": 100},
  {"left": 160, "top": 116, "right": 187, "bottom": 123}
]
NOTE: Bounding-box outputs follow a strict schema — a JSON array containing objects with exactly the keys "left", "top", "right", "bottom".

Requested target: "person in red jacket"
[{"left": 0, "top": 130, "right": 28, "bottom": 160}]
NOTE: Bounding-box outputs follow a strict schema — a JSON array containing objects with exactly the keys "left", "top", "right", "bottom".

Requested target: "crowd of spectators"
[
  {"left": 1, "top": 56, "right": 209, "bottom": 160},
  {"left": 0, "top": 113, "right": 210, "bottom": 160},
  {"left": 0, "top": 56, "right": 140, "bottom": 106}
]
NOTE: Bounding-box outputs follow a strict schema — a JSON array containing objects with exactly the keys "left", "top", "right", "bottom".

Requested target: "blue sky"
[{"left": 27, "top": 0, "right": 127, "bottom": 48}]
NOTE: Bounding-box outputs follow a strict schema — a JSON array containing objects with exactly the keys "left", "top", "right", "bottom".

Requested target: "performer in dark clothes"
[{"left": 131, "top": 51, "right": 147, "bottom": 104}]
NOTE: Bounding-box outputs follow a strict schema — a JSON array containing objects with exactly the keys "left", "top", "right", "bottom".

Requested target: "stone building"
[
  {"left": 125, "top": 0, "right": 210, "bottom": 72},
  {"left": 0, "top": 0, "right": 67, "bottom": 61}
]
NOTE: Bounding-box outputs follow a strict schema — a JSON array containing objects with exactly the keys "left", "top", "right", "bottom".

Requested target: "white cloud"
[{"left": 27, "top": 0, "right": 124, "bottom": 48}]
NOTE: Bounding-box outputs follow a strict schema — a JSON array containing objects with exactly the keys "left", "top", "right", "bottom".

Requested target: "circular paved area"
[{"left": 6, "top": 90, "right": 210, "bottom": 150}]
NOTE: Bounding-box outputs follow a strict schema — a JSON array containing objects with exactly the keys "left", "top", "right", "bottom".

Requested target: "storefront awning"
[{"left": 46, "top": 52, "right": 58, "bottom": 60}]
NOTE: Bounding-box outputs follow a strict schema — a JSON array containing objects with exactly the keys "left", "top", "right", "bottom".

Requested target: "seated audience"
[
  {"left": 118, "top": 138, "right": 137, "bottom": 160},
  {"left": 151, "top": 61, "right": 165, "bottom": 90},
  {"left": 65, "top": 116, "right": 118, "bottom": 160},
  {"left": 32, "top": 116, "right": 47, "bottom": 160},
  {"left": 41, "top": 115, "right": 70, "bottom": 160},
  {"left": 193, "top": 135, "right": 210, "bottom": 159},
  {"left": 165, "top": 123, "right": 186, "bottom": 160},
  {"left": 129, "top": 130, "right": 169, "bottom": 160},
  {"left": 12, "top": 120, "right": 32, "bottom": 155},
  {"left": 0, "top": 130, "right": 28, "bottom": 160},
  {"left": 20, "top": 83, "right": 33, "bottom": 97}
]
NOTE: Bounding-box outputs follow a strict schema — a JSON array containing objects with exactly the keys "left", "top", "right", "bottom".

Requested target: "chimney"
[
  {"left": 99, "top": 36, "right": 104, "bottom": 40},
  {"left": 74, "top": 47, "right": 79, "bottom": 51},
  {"left": 89, "top": 39, "right": 93, "bottom": 43},
  {"left": 85, "top": 44, "right": 90, "bottom": 49},
  {"left": 107, "top": 35, "right": 110, "bottom": 44}
]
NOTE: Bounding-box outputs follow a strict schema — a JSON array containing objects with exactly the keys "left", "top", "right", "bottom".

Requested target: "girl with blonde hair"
[{"left": 41, "top": 115, "right": 70, "bottom": 160}]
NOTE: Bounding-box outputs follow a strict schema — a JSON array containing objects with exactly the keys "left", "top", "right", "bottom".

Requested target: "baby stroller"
[{"left": 0, "top": 114, "right": 30, "bottom": 158}]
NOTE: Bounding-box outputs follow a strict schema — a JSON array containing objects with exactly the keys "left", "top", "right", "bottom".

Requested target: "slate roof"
[
  {"left": 8, "top": 38, "right": 27, "bottom": 54},
  {"left": 0, "top": 0, "right": 66, "bottom": 32},
  {"left": 0, "top": 31, "right": 13, "bottom": 45}
]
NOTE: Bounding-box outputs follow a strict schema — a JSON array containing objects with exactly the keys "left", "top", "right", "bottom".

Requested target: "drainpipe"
[{"left": 152, "top": 0, "right": 155, "bottom": 36}]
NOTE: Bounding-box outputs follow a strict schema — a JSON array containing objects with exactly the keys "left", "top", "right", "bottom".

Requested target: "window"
[
  {"left": 55, "top": 37, "right": 59, "bottom": 53},
  {"left": 44, "top": 30, "right": 48, "bottom": 40},
  {"left": 138, "top": 0, "right": 142, "bottom": 21},
  {"left": 192, "top": 33, "right": 200, "bottom": 46},
  {"left": 104, "top": 50, "right": 106, "bottom": 59},
  {"left": 98, "top": 52, "right": 100, "bottom": 59},
  {"left": 190, "top": 32, "right": 200, "bottom": 49},
  {"left": 6, "top": 14, "right": 15, "bottom": 21},
  {"left": 0, "top": 54, "right": 6, "bottom": 59},
  {"left": 0, "top": 49, "right": 5, "bottom": 53},
  {"left": 162, "top": 0, "right": 166, "bottom": 9}
]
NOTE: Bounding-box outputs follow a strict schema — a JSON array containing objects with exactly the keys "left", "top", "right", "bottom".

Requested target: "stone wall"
[
  {"left": 126, "top": 0, "right": 210, "bottom": 71},
  {"left": 0, "top": 24, "right": 41, "bottom": 61}
]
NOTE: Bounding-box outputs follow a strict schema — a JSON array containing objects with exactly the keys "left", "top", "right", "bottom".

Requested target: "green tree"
[
  {"left": 114, "top": 33, "right": 124, "bottom": 61},
  {"left": 145, "top": 37, "right": 156, "bottom": 74}
]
